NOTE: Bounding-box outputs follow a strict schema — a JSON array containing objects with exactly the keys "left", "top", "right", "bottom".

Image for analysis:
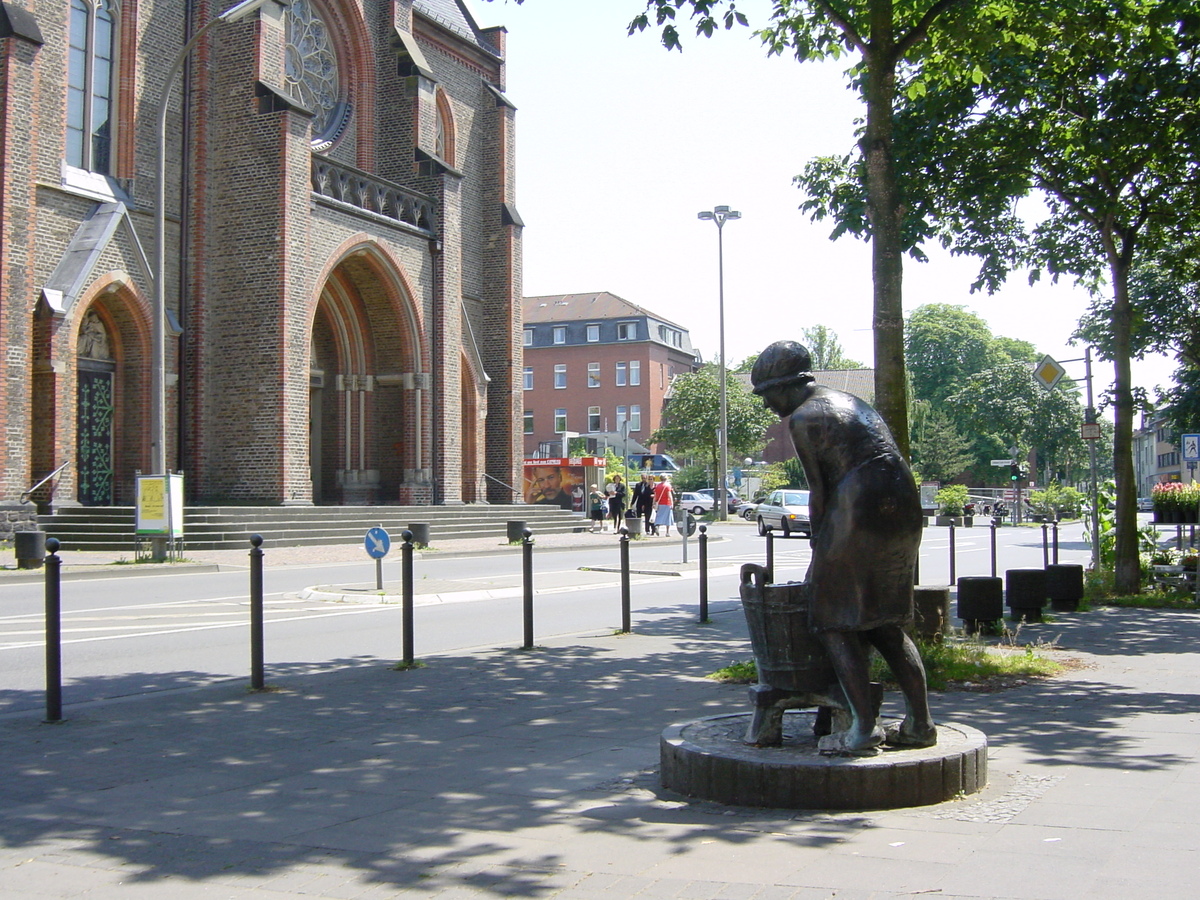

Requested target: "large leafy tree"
[
  {"left": 650, "top": 365, "right": 777, "bottom": 487},
  {"left": 913, "top": 3, "right": 1200, "bottom": 592},
  {"left": 905, "top": 304, "right": 1008, "bottom": 405},
  {"left": 801, "top": 324, "right": 863, "bottom": 370},
  {"left": 630, "top": 0, "right": 993, "bottom": 458}
]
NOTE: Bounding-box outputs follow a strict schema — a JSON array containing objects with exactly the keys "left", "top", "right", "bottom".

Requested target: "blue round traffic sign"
[{"left": 365, "top": 527, "right": 391, "bottom": 559}]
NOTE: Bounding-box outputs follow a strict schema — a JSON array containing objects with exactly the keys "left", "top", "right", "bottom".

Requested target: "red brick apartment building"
[
  {"left": 0, "top": 0, "right": 521, "bottom": 514},
  {"left": 522, "top": 292, "right": 701, "bottom": 457}
]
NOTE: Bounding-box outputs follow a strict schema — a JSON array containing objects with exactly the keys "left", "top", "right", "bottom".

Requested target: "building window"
[
  {"left": 588, "top": 406, "right": 602, "bottom": 432},
  {"left": 660, "top": 363, "right": 665, "bottom": 389},
  {"left": 68, "top": 0, "right": 117, "bottom": 173},
  {"left": 523, "top": 410, "right": 534, "bottom": 434},
  {"left": 617, "top": 321, "right": 636, "bottom": 341},
  {"left": 658, "top": 325, "right": 683, "bottom": 348},
  {"left": 616, "top": 405, "right": 628, "bottom": 429},
  {"left": 283, "top": 0, "right": 347, "bottom": 150},
  {"left": 553, "top": 326, "right": 567, "bottom": 344},
  {"left": 586, "top": 324, "right": 600, "bottom": 342},
  {"left": 554, "top": 409, "right": 567, "bottom": 433},
  {"left": 523, "top": 328, "right": 533, "bottom": 346},
  {"left": 588, "top": 362, "right": 600, "bottom": 388},
  {"left": 629, "top": 360, "right": 641, "bottom": 386},
  {"left": 616, "top": 362, "right": 627, "bottom": 387},
  {"left": 523, "top": 367, "right": 533, "bottom": 391},
  {"left": 630, "top": 405, "right": 642, "bottom": 432},
  {"left": 554, "top": 364, "right": 567, "bottom": 389}
]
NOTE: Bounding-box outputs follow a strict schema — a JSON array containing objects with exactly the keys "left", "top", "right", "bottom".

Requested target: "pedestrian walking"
[
  {"left": 606, "top": 474, "right": 627, "bottom": 532},
  {"left": 653, "top": 475, "right": 675, "bottom": 537}
]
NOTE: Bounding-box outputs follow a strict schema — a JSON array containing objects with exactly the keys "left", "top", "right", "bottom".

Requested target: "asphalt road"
[{"left": 0, "top": 521, "right": 1092, "bottom": 717}]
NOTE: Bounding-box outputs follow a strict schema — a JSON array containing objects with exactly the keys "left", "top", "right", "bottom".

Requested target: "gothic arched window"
[
  {"left": 67, "top": 0, "right": 118, "bottom": 173},
  {"left": 283, "top": 0, "right": 349, "bottom": 150}
]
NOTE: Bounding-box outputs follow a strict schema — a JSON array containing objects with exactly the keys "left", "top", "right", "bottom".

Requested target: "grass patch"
[
  {"left": 391, "top": 660, "right": 427, "bottom": 671},
  {"left": 708, "top": 634, "right": 1063, "bottom": 692},
  {"left": 1100, "top": 593, "right": 1199, "bottom": 610},
  {"left": 875, "top": 637, "right": 1062, "bottom": 691},
  {"left": 708, "top": 659, "right": 758, "bottom": 683}
]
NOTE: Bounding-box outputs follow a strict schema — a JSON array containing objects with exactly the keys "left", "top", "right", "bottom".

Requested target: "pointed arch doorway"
[{"left": 309, "top": 250, "right": 421, "bottom": 505}]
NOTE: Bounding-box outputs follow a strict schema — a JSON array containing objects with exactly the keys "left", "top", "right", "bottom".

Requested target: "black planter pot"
[
  {"left": 1045, "top": 563, "right": 1084, "bottom": 612},
  {"left": 1006, "top": 567, "right": 1047, "bottom": 623}
]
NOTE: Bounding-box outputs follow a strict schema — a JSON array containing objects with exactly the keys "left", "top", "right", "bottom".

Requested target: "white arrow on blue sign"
[{"left": 365, "top": 527, "right": 391, "bottom": 559}]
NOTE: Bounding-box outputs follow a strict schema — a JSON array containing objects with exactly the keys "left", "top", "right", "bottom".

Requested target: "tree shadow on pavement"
[{"left": 1, "top": 606, "right": 1198, "bottom": 894}]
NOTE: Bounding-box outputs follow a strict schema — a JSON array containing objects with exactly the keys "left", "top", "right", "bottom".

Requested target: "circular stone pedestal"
[{"left": 661, "top": 712, "right": 987, "bottom": 810}]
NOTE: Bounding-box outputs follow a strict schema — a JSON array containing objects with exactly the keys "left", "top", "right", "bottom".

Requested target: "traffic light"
[{"left": 1010, "top": 464, "right": 1020, "bottom": 481}]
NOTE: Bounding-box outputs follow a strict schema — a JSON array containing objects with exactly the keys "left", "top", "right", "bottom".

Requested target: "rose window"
[{"left": 284, "top": 0, "right": 348, "bottom": 148}]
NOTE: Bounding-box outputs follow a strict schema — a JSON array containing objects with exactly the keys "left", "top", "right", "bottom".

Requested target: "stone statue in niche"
[
  {"left": 78, "top": 310, "right": 112, "bottom": 361},
  {"left": 746, "top": 340, "right": 936, "bottom": 756}
]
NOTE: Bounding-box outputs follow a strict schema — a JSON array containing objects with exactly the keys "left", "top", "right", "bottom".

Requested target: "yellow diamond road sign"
[{"left": 1034, "top": 355, "right": 1066, "bottom": 390}]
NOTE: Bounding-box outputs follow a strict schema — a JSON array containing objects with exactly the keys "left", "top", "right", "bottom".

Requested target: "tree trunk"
[
  {"left": 1109, "top": 256, "right": 1140, "bottom": 593},
  {"left": 862, "top": 5, "right": 911, "bottom": 458}
]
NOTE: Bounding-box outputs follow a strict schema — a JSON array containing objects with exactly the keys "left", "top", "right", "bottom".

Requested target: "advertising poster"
[
  {"left": 523, "top": 458, "right": 604, "bottom": 513},
  {"left": 136, "top": 474, "right": 185, "bottom": 538}
]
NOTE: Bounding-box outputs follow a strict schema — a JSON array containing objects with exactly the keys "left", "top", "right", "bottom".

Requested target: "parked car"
[
  {"left": 739, "top": 494, "right": 768, "bottom": 520},
  {"left": 755, "top": 489, "right": 812, "bottom": 537},
  {"left": 696, "top": 487, "right": 742, "bottom": 512},
  {"left": 679, "top": 492, "right": 715, "bottom": 515},
  {"left": 1138, "top": 497, "right": 1154, "bottom": 512}
]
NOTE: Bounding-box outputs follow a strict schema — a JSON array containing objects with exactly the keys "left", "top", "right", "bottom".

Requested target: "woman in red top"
[{"left": 652, "top": 476, "right": 675, "bottom": 536}]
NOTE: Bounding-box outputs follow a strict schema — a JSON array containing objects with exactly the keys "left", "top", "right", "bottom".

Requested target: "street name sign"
[{"left": 990, "top": 459, "right": 1014, "bottom": 466}]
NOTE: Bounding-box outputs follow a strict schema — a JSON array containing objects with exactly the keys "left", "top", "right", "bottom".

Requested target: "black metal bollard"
[
  {"left": 522, "top": 529, "right": 535, "bottom": 650},
  {"left": 619, "top": 527, "right": 631, "bottom": 633},
  {"left": 990, "top": 520, "right": 998, "bottom": 578},
  {"left": 402, "top": 530, "right": 415, "bottom": 667},
  {"left": 765, "top": 527, "right": 774, "bottom": 584},
  {"left": 948, "top": 520, "right": 957, "bottom": 586},
  {"left": 44, "top": 538, "right": 63, "bottom": 722},
  {"left": 249, "top": 535, "right": 264, "bottom": 690},
  {"left": 1052, "top": 520, "right": 1060, "bottom": 565},
  {"left": 1041, "top": 523, "right": 1050, "bottom": 568},
  {"left": 698, "top": 524, "right": 709, "bottom": 623}
]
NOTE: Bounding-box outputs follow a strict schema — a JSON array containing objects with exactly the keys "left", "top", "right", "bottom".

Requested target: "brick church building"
[{"left": 0, "top": 0, "right": 522, "bottom": 511}]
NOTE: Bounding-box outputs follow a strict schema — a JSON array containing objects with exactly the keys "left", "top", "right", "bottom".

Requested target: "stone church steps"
[{"left": 39, "top": 505, "right": 586, "bottom": 552}]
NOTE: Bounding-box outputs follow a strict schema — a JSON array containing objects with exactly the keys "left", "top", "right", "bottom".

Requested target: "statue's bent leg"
[
  {"left": 868, "top": 624, "right": 938, "bottom": 747},
  {"left": 815, "top": 630, "right": 885, "bottom": 755}
]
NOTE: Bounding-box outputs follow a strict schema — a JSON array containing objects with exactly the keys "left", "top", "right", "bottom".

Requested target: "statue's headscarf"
[{"left": 751, "top": 341, "right": 816, "bottom": 395}]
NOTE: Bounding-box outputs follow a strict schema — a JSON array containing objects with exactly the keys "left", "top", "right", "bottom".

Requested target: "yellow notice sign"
[
  {"left": 136, "top": 475, "right": 184, "bottom": 537},
  {"left": 140, "top": 478, "right": 165, "bottom": 520}
]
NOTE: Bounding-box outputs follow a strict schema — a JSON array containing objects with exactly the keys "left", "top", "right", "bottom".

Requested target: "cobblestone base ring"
[{"left": 661, "top": 712, "right": 987, "bottom": 810}]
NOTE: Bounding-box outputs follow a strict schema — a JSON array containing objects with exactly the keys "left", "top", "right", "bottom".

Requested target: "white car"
[
  {"left": 755, "top": 489, "right": 812, "bottom": 537},
  {"left": 679, "top": 492, "right": 715, "bottom": 515}
]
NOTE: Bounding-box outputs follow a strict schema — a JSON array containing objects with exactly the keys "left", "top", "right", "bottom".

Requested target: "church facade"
[{"left": 0, "top": 0, "right": 522, "bottom": 511}]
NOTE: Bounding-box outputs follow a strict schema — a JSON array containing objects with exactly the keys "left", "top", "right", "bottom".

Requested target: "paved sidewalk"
[{"left": 3, "top": 584, "right": 1200, "bottom": 897}]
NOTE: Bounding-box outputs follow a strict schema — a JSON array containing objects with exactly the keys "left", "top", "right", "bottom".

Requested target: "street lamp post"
[
  {"left": 149, "top": 0, "right": 276, "bottom": 559},
  {"left": 697, "top": 205, "right": 740, "bottom": 521},
  {"left": 151, "top": 0, "right": 276, "bottom": 473}
]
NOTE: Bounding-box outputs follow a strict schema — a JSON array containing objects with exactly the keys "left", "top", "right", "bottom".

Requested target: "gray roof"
[
  {"left": 733, "top": 369, "right": 875, "bottom": 402},
  {"left": 523, "top": 292, "right": 687, "bottom": 330},
  {"left": 414, "top": 0, "right": 498, "bottom": 56}
]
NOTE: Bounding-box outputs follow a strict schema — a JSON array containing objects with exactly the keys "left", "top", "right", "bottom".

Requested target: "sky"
[{"left": 474, "top": 0, "right": 1180, "bottom": 411}]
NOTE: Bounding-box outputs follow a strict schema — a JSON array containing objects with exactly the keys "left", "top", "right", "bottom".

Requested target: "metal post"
[
  {"left": 402, "top": 530, "right": 415, "bottom": 667},
  {"left": 1085, "top": 347, "right": 1101, "bottom": 571},
  {"left": 1052, "top": 520, "right": 1060, "bottom": 565},
  {"left": 990, "top": 520, "right": 998, "bottom": 578},
  {"left": 522, "top": 529, "right": 535, "bottom": 650},
  {"left": 679, "top": 509, "right": 688, "bottom": 564},
  {"left": 619, "top": 527, "right": 631, "bottom": 633},
  {"left": 1042, "top": 523, "right": 1050, "bottom": 568},
  {"left": 44, "top": 538, "right": 63, "bottom": 722},
  {"left": 765, "top": 527, "right": 774, "bottom": 584},
  {"left": 948, "top": 520, "right": 957, "bottom": 586},
  {"left": 698, "top": 524, "right": 709, "bottom": 623},
  {"left": 249, "top": 535, "right": 264, "bottom": 690}
]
